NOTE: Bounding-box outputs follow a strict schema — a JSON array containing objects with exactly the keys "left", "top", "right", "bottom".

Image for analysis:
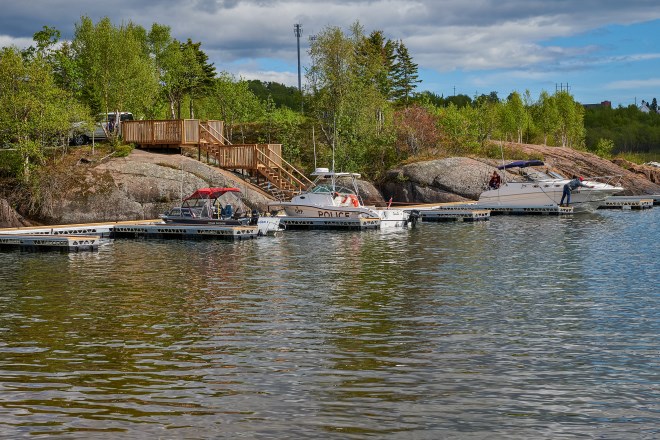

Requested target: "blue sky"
[{"left": 1, "top": 0, "right": 659, "bottom": 107}]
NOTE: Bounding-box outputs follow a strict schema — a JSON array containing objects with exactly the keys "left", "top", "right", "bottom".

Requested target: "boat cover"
[
  {"left": 497, "top": 160, "right": 544, "bottom": 170},
  {"left": 185, "top": 187, "right": 241, "bottom": 200}
]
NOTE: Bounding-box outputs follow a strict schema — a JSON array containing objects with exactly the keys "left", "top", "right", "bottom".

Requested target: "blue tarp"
[{"left": 497, "top": 160, "right": 544, "bottom": 170}]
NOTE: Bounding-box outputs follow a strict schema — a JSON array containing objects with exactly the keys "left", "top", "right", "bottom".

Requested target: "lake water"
[{"left": 0, "top": 209, "right": 658, "bottom": 439}]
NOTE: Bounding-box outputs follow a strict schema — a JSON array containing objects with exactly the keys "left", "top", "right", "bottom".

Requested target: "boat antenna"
[
  {"left": 180, "top": 163, "right": 184, "bottom": 202},
  {"left": 500, "top": 141, "right": 506, "bottom": 184},
  {"left": 332, "top": 114, "right": 336, "bottom": 191},
  {"left": 312, "top": 125, "right": 317, "bottom": 170}
]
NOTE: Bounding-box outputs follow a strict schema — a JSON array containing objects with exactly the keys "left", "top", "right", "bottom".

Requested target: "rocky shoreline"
[{"left": 1, "top": 145, "right": 659, "bottom": 228}]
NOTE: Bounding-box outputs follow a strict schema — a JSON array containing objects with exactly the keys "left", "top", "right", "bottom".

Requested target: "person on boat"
[
  {"left": 488, "top": 171, "right": 501, "bottom": 189},
  {"left": 560, "top": 176, "right": 593, "bottom": 206}
]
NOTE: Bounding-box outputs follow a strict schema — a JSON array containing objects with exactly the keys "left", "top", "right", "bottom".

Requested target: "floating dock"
[
  {"left": 599, "top": 196, "right": 655, "bottom": 210},
  {"left": 0, "top": 220, "right": 259, "bottom": 252},
  {"left": 412, "top": 208, "right": 491, "bottom": 222},
  {"left": 404, "top": 202, "right": 572, "bottom": 217},
  {"left": 278, "top": 216, "right": 380, "bottom": 230},
  {"left": 111, "top": 223, "right": 258, "bottom": 239},
  {"left": 483, "top": 205, "right": 574, "bottom": 215},
  {"left": 0, "top": 234, "right": 101, "bottom": 252},
  {"left": 0, "top": 219, "right": 162, "bottom": 238}
]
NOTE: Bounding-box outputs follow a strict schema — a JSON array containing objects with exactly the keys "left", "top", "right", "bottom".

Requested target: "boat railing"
[{"left": 586, "top": 174, "right": 623, "bottom": 187}]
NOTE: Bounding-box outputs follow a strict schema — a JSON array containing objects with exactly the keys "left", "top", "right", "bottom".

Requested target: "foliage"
[
  {"left": 72, "top": 16, "right": 159, "bottom": 121},
  {"left": 391, "top": 40, "right": 421, "bottom": 104},
  {"left": 393, "top": 105, "right": 440, "bottom": 157},
  {"left": 0, "top": 46, "right": 86, "bottom": 181},
  {"left": 584, "top": 105, "right": 660, "bottom": 155},
  {"left": 247, "top": 80, "right": 301, "bottom": 110},
  {"left": 113, "top": 143, "right": 135, "bottom": 157}
]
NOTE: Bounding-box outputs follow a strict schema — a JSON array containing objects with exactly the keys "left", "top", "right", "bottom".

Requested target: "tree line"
[{"left": 1, "top": 16, "right": 655, "bottom": 187}]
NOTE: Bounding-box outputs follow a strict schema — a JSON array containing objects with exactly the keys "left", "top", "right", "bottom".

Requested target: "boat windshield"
[
  {"left": 516, "top": 168, "right": 565, "bottom": 182},
  {"left": 310, "top": 183, "right": 355, "bottom": 195}
]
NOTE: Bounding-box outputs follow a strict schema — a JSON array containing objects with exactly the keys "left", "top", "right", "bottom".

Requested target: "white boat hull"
[
  {"left": 478, "top": 181, "right": 623, "bottom": 213},
  {"left": 278, "top": 203, "right": 376, "bottom": 219}
]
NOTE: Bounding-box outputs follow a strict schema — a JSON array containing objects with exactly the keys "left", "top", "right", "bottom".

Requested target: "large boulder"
[
  {"left": 381, "top": 157, "right": 494, "bottom": 203},
  {"left": 47, "top": 149, "right": 275, "bottom": 224},
  {"left": 0, "top": 198, "right": 32, "bottom": 228}
]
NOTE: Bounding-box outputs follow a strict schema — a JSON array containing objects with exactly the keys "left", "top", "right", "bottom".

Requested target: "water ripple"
[{"left": 0, "top": 210, "right": 658, "bottom": 438}]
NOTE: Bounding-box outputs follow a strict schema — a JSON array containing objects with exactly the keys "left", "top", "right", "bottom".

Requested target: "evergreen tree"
[{"left": 391, "top": 40, "right": 420, "bottom": 104}]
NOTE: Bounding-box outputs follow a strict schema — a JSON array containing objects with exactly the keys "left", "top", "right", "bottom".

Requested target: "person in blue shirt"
[{"left": 560, "top": 176, "right": 593, "bottom": 206}]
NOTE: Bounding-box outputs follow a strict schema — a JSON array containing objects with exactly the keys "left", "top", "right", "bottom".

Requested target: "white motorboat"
[
  {"left": 268, "top": 168, "right": 412, "bottom": 228},
  {"left": 478, "top": 160, "right": 624, "bottom": 213}
]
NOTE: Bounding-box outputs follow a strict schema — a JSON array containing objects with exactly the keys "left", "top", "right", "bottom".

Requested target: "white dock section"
[
  {"left": 404, "top": 203, "right": 489, "bottom": 222},
  {"left": 599, "top": 196, "right": 655, "bottom": 210},
  {"left": 111, "top": 223, "right": 258, "bottom": 240},
  {"left": 278, "top": 216, "right": 380, "bottom": 230},
  {"left": 0, "top": 219, "right": 163, "bottom": 238},
  {"left": 0, "top": 234, "right": 100, "bottom": 252},
  {"left": 404, "top": 202, "right": 572, "bottom": 216},
  {"left": 484, "top": 205, "right": 574, "bottom": 215},
  {"left": 0, "top": 219, "right": 258, "bottom": 244},
  {"left": 415, "top": 208, "right": 490, "bottom": 222}
]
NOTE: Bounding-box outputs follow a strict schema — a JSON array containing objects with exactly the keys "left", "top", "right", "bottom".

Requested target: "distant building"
[
  {"left": 639, "top": 100, "right": 660, "bottom": 114},
  {"left": 583, "top": 100, "right": 612, "bottom": 109}
]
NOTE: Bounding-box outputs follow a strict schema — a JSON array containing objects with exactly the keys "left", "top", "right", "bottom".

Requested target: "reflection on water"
[{"left": 0, "top": 210, "right": 658, "bottom": 438}]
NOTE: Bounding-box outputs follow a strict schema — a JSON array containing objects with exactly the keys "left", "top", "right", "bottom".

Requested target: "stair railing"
[{"left": 255, "top": 146, "right": 313, "bottom": 194}]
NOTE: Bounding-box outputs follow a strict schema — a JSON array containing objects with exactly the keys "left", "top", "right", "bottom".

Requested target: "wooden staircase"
[
  {"left": 123, "top": 118, "right": 312, "bottom": 198},
  {"left": 198, "top": 122, "right": 312, "bottom": 199}
]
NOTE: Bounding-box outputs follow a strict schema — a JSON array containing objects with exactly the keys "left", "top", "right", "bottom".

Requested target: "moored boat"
[
  {"left": 478, "top": 160, "right": 624, "bottom": 213},
  {"left": 268, "top": 168, "right": 411, "bottom": 228},
  {"left": 161, "top": 187, "right": 283, "bottom": 235}
]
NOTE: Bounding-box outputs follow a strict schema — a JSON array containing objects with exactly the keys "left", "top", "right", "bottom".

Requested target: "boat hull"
[
  {"left": 278, "top": 203, "right": 375, "bottom": 219},
  {"left": 478, "top": 182, "right": 623, "bottom": 213}
]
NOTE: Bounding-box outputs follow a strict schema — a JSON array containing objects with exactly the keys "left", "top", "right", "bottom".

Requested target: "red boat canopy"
[{"left": 184, "top": 187, "right": 241, "bottom": 200}]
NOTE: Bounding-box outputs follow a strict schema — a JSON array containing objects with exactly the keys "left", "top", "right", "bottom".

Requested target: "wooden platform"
[
  {"left": 278, "top": 217, "right": 380, "bottom": 230},
  {"left": 0, "top": 234, "right": 101, "bottom": 252}
]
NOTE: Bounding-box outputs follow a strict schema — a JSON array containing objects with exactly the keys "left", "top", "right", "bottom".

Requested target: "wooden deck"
[
  {"left": 123, "top": 119, "right": 312, "bottom": 197},
  {"left": 123, "top": 119, "right": 225, "bottom": 146}
]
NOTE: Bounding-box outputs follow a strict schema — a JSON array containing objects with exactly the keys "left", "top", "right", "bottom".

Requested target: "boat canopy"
[
  {"left": 184, "top": 187, "right": 241, "bottom": 200},
  {"left": 497, "top": 160, "right": 544, "bottom": 170}
]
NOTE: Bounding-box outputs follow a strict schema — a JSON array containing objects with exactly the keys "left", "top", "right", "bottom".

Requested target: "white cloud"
[
  {"left": 606, "top": 78, "right": 660, "bottom": 90},
  {"left": 0, "top": 35, "right": 34, "bottom": 49}
]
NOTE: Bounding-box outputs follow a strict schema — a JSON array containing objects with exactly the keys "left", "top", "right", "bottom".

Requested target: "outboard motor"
[
  {"left": 250, "top": 209, "right": 259, "bottom": 225},
  {"left": 409, "top": 210, "right": 420, "bottom": 227}
]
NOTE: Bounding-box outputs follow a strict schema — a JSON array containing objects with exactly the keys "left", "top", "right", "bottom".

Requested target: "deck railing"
[{"left": 122, "top": 119, "right": 308, "bottom": 195}]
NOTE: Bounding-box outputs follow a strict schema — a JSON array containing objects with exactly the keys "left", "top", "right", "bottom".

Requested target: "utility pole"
[{"left": 294, "top": 23, "right": 303, "bottom": 111}]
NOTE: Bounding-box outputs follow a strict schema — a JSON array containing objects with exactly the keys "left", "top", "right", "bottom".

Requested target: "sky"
[{"left": 1, "top": 0, "right": 659, "bottom": 107}]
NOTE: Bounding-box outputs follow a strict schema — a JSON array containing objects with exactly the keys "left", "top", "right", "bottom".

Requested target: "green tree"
[
  {"left": 0, "top": 47, "right": 86, "bottom": 181},
  {"left": 210, "top": 72, "right": 263, "bottom": 142},
  {"left": 391, "top": 40, "right": 420, "bottom": 104},
  {"left": 180, "top": 39, "right": 216, "bottom": 119},
  {"left": 534, "top": 90, "right": 559, "bottom": 145},
  {"left": 554, "top": 91, "right": 584, "bottom": 148},
  {"left": 306, "top": 23, "right": 393, "bottom": 175},
  {"left": 72, "top": 16, "right": 159, "bottom": 125}
]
